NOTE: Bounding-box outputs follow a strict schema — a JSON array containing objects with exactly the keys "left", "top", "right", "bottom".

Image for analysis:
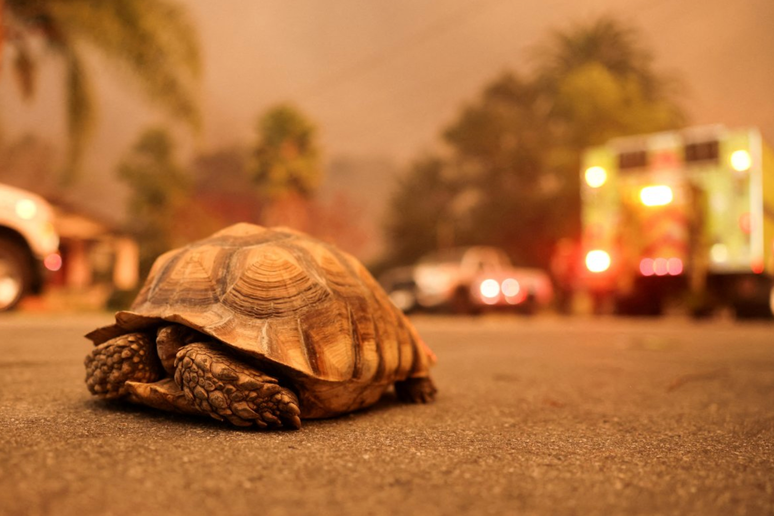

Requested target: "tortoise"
[{"left": 84, "top": 223, "right": 437, "bottom": 429}]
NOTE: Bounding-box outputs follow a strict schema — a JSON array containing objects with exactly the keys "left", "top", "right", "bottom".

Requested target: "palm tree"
[
  {"left": 535, "top": 17, "right": 663, "bottom": 98},
  {"left": 530, "top": 16, "right": 685, "bottom": 241},
  {"left": 0, "top": 0, "right": 200, "bottom": 180},
  {"left": 533, "top": 16, "right": 684, "bottom": 148}
]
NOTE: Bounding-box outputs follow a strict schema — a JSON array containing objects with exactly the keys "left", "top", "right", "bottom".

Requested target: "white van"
[{"left": 0, "top": 183, "right": 60, "bottom": 311}]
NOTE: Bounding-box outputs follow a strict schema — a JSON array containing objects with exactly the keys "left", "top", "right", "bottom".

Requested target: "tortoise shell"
[{"left": 88, "top": 224, "right": 434, "bottom": 392}]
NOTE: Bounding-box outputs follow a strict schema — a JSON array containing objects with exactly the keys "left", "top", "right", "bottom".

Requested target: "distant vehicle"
[
  {"left": 579, "top": 125, "right": 774, "bottom": 317},
  {"left": 412, "top": 246, "right": 553, "bottom": 314},
  {"left": 379, "top": 265, "right": 418, "bottom": 313},
  {"left": 0, "top": 184, "right": 60, "bottom": 311}
]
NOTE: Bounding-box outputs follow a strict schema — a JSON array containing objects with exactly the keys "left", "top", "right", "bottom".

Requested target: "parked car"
[
  {"left": 0, "top": 184, "right": 60, "bottom": 311},
  {"left": 413, "top": 246, "right": 553, "bottom": 314},
  {"left": 378, "top": 265, "right": 418, "bottom": 313}
]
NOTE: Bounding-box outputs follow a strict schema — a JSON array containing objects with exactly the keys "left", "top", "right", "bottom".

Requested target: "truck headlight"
[
  {"left": 640, "top": 185, "right": 673, "bottom": 207},
  {"left": 585, "top": 166, "right": 607, "bottom": 188},
  {"left": 15, "top": 199, "right": 38, "bottom": 220},
  {"left": 586, "top": 250, "right": 611, "bottom": 273},
  {"left": 730, "top": 150, "right": 751, "bottom": 172}
]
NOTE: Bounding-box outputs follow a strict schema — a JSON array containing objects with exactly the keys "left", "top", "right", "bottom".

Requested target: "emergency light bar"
[{"left": 640, "top": 186, "right": 673, "bottom": 206}]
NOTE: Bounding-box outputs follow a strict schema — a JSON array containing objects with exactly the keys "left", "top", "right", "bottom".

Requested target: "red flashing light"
[
  {"left": 739, "top": 212, "right": 751, "bottom": 234},
  {"left": 44, "top": 253, "right": 62, "bottom": 272},
  {"left": 752, "top": 261, "right": 764, "bottom": 274},
  {"left": 640, "top": 257, "right": 683, "bottom": 276},
  {"left": 667, "top": 258, "right": 683, "bottom": 275},
  {"left": 654, "top": 258, "right": 669, "bottom": 276}
]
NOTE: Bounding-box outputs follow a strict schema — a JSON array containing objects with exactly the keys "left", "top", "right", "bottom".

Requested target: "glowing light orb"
[
  {"left": 479, "top": 279, "right": 500, "bottom": 298},
  {"left": 730, "top": 150, "right": 751, "bottom": 172},
  {"left": 585, "top": 250, "right": 611, "bottom": 273},
  {"left": 585, "top": 166, "right": 607, "bottom": 188},
  {"left": 44, "top": 254, "right": 62, "bottom": 272},
  {"left": 640, "top": 186, "right": 673, "bottom": 207},
  {"left": 15, "top": 199, "right": 37, "bottom": 220},
  {"left": 501, "top": 278, "right": 520, "bottom": 297}
]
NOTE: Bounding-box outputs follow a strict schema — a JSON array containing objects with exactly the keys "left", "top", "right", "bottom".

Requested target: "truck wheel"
[
  {"left": 451, "top": 286, "right": 479, "bottom": 315},
  {"left": 615, "top": 293, "right": 662, "bottom": 316},
  {"left": 0, "top": 239, "right": 32, "bottom": 312},
  {"left": 734, "top": 302, "right": 772, "bottom": 320}
]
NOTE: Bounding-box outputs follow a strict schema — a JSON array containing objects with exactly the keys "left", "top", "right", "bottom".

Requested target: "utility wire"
[{"left": 299, "top": 0, "right": 511, "bottom": 99}]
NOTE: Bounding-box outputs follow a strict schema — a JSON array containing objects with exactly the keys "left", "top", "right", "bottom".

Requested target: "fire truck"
[{"left": 579, "top": 125, "right": 774, "bottom": 317}]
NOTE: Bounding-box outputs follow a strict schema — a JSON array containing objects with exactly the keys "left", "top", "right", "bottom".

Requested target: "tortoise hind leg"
[
  {"left": 394, "top": 376, "right": 437, "bottom": 404},
  {"left": 85, "top": 333, "right": 162, "bottom": 399},
  {"left": 174, "top": 342, "right": 302, "bottom": 429},
  {"left": 124, "top": 378, "right": 202, "bottom": 415}
]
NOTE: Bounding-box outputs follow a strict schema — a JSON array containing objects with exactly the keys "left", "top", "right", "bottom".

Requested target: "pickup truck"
[
  {"left": 412, "top": 246, "right": 553, "bottom": 314},
  {"left": 0, "top": 183, "right": 60, "bottom": 311}
]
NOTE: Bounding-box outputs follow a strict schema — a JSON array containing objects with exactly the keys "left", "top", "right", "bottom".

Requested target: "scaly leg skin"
[
  {"left": 156, "top": 325, "right": 208, "bottom": 375},
  {"left": 174, "top": 342, "right": 302, "bottom": 429},
  {"left": 84, "top": 333, "right": 162, "bottom": 399},
  {"left": 394, "top": 376, "right": 437, "bottom": 404}
]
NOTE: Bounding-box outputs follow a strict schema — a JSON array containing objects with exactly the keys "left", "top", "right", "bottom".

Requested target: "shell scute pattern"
[
  {"left": 221, "top": 246, "right": 331, "bottom": 319},
  {"left": 105, "top": 224, "right": 430, "bottom": 384},
  {"left": 291, "top": 240, "right": 382, "bottom": 380},
  {"left": 149, "top": 245, "right": 224, "bottom": 309}
]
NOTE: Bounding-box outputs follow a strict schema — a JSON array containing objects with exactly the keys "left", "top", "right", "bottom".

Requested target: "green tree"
[
  {"left": 251, "top": 104, "right": 322, "bottom": 229},
  {"left": 384, "top": 156, "right": 464, "bottom": 264},
  {"left": 385, "top": 17, "right": 685, "bottom": 268},
  {"left": 440, "top": 74, "right": 569, "bottom": 266},
  {"left": 0, "top": 0, "right": 200, "bottom": 179},
  {"left": 535, "top": 16, "right": 684, "bottom": 150},
  {"left": 118, "top": 127, "right": 190, "bottom": 276},
  {"left": 252, "top": 104, "right": 322, "bottom": 200},
  {"left": 535, "top": 16, "right": 685, "bottom": 245}
]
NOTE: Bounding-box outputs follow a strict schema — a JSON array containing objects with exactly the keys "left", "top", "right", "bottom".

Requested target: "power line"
[
  {"left": 299, "top": 0, "right": 510, "bottom": 99},
  {"left": 305, "top": 0, "right": 696, "bottom": 113}
]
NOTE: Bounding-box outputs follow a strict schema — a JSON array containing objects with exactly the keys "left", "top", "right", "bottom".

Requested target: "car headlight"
[
  {"left": 479, "top": 279, "right": 500, "bottom": 299},
  {"left": 501, "top": 278, "right": 520, "bottom": 297}
]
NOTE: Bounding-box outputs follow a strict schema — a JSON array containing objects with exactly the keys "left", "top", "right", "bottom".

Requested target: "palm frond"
[
  {"left": 12, "top": 39, "right": 36, "bottom": 99},
  {"left": 46, "top": 0, "right": 201, "bottom": 129},
  {"left": 62, "top": 47, "right": 95, "bottom": 183}
]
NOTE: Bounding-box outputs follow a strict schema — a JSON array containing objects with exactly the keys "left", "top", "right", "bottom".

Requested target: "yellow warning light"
[
  {"left": 585, "top": 166, "right": 607, "bottom": 188},
  {"left": 585, "top": 250, "right": 611, "bottom": 273},
  {"left": 640, "top": 185, "right": 673, "bottom": 207},
  {"left": 730, "top": 150, "right": 751, "bottom": 172}
]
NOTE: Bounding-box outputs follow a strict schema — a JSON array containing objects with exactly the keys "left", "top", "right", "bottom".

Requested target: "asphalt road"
[{"left": 0, "top": 313, "right": 772, "bottom": 516}]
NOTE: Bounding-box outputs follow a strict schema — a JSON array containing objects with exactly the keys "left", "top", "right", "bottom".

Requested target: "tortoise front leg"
[
  {"left": 174, "top": 342, "right": 302, "bottom": 429},
  {"left": 84, "top": 333, "right": 162, "bottom": 399}
]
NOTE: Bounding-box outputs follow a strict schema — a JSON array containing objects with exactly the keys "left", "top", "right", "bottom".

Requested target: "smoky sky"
[{"left": 2, "top": 0, "right": 773, "bottom": 172}]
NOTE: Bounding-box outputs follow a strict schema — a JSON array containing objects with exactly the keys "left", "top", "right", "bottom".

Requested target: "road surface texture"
[{"left": 0, "top": 313, "right": 772, "bottom": 516}]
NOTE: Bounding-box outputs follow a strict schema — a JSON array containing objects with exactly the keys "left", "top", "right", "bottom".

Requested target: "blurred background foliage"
[
  {"left": 384, "top": 16, "right": 685, "bottom": 269},
  {"left": 118, "top": 127, "right": 191, "bottom": 277},
  {"left": 252, "top": 104, "right": 322, "bottom": 201},
  {"left": 0, "top": 4, "right": 687, "bottom": 280},
  {"left": 0, "top": 0, "right": 200, "bottom": 181}
]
